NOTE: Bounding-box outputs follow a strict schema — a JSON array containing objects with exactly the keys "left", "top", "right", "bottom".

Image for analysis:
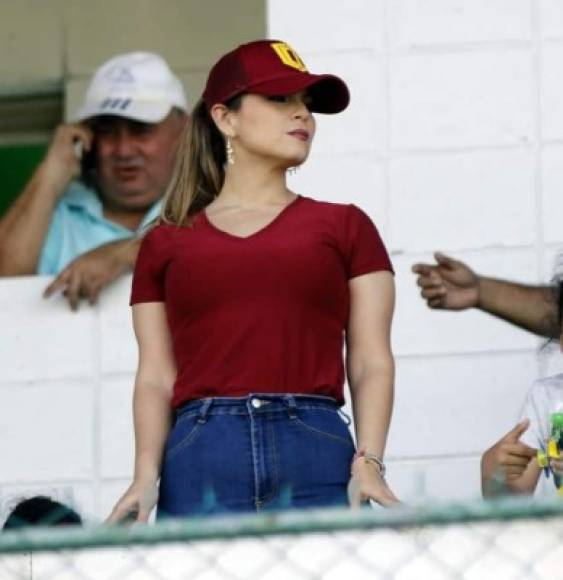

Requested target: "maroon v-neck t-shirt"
[{"left": 130, "top": 195, "right": 393, "bottom": 408}]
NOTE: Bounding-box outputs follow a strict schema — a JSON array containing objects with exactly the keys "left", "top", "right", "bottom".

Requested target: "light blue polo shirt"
[{"left": 37, "top": 181, "right": 162, "bottom": 275}]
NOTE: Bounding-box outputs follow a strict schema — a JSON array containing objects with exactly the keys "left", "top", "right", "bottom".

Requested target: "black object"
[{"left": 3, "top": 496, "right": 82, "bottom": 530}]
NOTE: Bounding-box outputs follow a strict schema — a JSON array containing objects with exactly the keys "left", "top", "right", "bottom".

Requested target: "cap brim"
[
  {"left": 75, "top": 100, "right": 174, "bottom": 123},
  {"left": 248, "top": 73, "right": 350, "bottom": 114}
]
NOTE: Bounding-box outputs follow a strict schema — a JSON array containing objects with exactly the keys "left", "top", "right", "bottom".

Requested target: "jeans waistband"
[{"left": 175, "top": 394, "right": 339, "bottom": 422}]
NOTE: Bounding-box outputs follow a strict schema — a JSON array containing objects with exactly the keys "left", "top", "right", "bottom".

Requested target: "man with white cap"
[{"left": 0, "top": 52, "right": 188, "bottom": 309}]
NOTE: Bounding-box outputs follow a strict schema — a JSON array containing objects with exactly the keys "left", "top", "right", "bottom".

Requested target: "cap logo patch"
[
  {"left": 270, "top": 42, "right": 307, "bottom": 73},
  {"left": 100, "top": 98, "right": 132, "bottom": 111},
  {"left": 105, "top": 66, "right": 136, "bottom": 84}
]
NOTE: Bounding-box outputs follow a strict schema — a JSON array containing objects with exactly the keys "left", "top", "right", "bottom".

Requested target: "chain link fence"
[{"left": 1, "top": 497, "right": 563, "bottom": 579}]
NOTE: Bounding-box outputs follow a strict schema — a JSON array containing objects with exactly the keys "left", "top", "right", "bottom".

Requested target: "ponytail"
[{"left": 161, "top": 98, "right": 228, "bottom": 225}]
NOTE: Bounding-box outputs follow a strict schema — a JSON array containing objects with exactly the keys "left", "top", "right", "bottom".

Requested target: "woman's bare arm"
[
  {"left": 106, "top": 302, "right": 177, "bottom": 523},
  {"left": 346, "top": 270, "right": 399, "bottom": 507}
]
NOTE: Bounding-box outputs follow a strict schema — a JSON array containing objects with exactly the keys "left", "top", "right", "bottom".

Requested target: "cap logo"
[
  {"left": 105, "top": 65, "right": 135, "bottom": 84},
  {"left": 270, "top": 42, "right": 307, "bottom": 73},
  {"left": 100, "top": 98, "right": 132, "bottom": 111}
]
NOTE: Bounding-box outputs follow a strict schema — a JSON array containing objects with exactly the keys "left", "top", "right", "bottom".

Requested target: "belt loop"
[
  {"left": 338, "top": 407, "right": 352, "bottom": 425},
  {"left": 285, "top": 395, "right": 298, "bottom": 419},
  {"left": 197, "top": 398, "right": 213, "bottom": 424}
]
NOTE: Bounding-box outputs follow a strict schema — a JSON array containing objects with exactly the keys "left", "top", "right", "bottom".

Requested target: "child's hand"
[
  {"left": 481, "top": 419, "right": 537, "bottom": 495},
  {"left": 550, "top": 458, "right": 563, "bottom": 477}
]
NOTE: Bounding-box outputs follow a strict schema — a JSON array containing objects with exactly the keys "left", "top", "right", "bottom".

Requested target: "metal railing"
[{"left": 1, "top": 496, "right": 562, "bottom": 579}]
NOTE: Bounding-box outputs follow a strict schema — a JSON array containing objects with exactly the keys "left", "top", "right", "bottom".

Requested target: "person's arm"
[
  {"left": 346, "top": 270, "right": 399, "bottom": 507},
  {"left": 412, "top": 252, "right": 559, "bottom": 338},
  {"left": 106, "top": 303, "right": 176, "bottom": 523},
  {"left": 481, "top": 420, "right": 540, "bottom": 497},
  {"left": 0, "top": 124, "right": 93, "bottom": 275},
  {"left": 477, "top": 277, "right": 558, "bottom": 338},
  {"left": 43, "top": 237, "right": 142, "bottom": 310}
]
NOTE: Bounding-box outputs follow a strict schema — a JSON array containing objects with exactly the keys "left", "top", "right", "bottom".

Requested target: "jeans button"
[{"left": 251, "top": 398, "right": 262, "bottom": 409}]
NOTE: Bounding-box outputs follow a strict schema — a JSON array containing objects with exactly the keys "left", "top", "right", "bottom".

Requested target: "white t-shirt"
[
  {"left": 551, "top": 249, "right": 563, "bottom": 283},
  {"left": 519, "top": 374, "right": 563, "bottom": 495},
  {"left": 519, "top": 374, "right": 563, "bottom": 448}
]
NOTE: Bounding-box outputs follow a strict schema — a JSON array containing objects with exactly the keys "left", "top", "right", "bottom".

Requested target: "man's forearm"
[
  {"left": 477, "top": 277, "right": 559, "bottom": 338},
  {"left": 0, "top": 164, "right": 63, "bottom": 275}
]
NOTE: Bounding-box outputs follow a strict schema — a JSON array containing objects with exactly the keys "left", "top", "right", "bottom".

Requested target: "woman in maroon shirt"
[{"left": 108, "top": 40, "right": 398, "bottom": 521}]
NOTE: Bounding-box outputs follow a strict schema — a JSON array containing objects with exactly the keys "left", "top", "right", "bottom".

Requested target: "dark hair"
[
  {"left": 558, "top": 281, "right": 563, "bottom": 329},
  {"left": 3, "top": 496, "right": 82, "bottom": 530},
  {"left": 161, "top": 96, "right": 242, "bottom": 225}
]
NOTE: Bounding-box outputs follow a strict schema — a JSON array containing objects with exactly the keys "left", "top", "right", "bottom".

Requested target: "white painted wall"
[
  {"left": 3, "top": 1, "right": 563, "bottom": 523},
  {"left": 0, "top": 277, "right": 136, "bottom": 523},
  {"left": 269, "top": 0, "right": 563, "bottom": 500}
]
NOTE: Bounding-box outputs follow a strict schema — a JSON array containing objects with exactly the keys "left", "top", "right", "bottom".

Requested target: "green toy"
[{"left": 537, "top": 412, "right": 563, "bottom": 495}]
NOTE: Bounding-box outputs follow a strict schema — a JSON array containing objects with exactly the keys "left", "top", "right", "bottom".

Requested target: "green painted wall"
[{"left": 0, "top": 144, "right": 48, "bottom": 217}]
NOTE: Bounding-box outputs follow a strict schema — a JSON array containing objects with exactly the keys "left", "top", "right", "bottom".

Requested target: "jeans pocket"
[
  {"left": 293, "top": 408, "right": 354, "bottom": 448},
  {"left": 164, "top": 413, "right": 205, "bottom": 462}
]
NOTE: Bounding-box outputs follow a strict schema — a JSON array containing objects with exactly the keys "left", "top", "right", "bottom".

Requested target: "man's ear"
[{"left": 210, "top": 103, "right": 237, "bottom": 139}]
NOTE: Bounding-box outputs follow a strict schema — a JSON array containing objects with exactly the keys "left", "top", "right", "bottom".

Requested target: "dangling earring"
[
  {"left": 226, "top": 138, "right": 235, "bottom": 165},
  {"left": 287, "top": 166, "right": 299, "bottom": 175}
]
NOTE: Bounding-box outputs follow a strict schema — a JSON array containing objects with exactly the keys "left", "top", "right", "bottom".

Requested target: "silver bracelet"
[{"left": 352, "top": 451, "right": 386, "bottom": 478}]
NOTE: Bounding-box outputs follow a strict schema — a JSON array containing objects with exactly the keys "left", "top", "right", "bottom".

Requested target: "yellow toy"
[{"left": 537, "top": 412, "right": 563, "bottom": 495}]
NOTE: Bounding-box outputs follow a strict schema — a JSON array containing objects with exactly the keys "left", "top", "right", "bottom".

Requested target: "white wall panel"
[
  {"left": 391, "top": 51, "right": 534, "bottom": 150},
  {"left": 389, "top": 0, "right": 532, "bottom": 49}
]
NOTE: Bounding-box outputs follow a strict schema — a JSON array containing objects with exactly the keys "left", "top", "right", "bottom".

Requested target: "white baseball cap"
[{"left": 76, "top": 52, "right": 188, "bottom": 123}]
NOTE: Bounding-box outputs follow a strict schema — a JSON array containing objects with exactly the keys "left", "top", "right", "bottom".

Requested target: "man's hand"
[
  {"left": 43, "top": 238, "right": 139, "bottom": 310},
  {"left": 412, "top": 252, "right": 480, "bottom": 310},
  {"left": 40, "top": 123, "right": 94, "bottom": 195},
  {"left": 481, "top": 420, "right": 537, "bottom": 496}
]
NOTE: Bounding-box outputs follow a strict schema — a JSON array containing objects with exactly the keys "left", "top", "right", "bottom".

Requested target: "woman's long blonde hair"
[{"left": 161, "top": 97, "right": 239, "bottom": 226}]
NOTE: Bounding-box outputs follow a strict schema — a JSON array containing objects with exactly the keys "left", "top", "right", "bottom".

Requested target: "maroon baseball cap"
[{"left": 203, "top": 40, "right": 350, "bottom": 114}]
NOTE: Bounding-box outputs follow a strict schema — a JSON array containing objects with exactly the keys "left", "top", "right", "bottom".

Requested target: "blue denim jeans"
[{"left": 157, "top": 394, "right": 355, "bottom": 517}]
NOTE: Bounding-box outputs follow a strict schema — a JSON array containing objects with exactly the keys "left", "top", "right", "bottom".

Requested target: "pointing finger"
[
  {"left": 434, "top": 252, "right": 456, "bottom": 269},
  {"left": 503, "top": 419, "right": 530, "bottom": 443},
  {"left": 412, "top": 263, "right": 434, "bottom": 275},
  {"left": 417, "top": 274, "right": 443, "bottom": 289}
]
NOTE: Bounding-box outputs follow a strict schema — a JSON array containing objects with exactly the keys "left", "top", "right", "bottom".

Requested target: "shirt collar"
[{"left": 64, "top": 181, "right": 162, "bottom": 234}]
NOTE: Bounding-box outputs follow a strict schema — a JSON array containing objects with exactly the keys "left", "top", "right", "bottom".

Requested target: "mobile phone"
[{"left": 77, "top": 139, "right": 98, "bottom": 186}]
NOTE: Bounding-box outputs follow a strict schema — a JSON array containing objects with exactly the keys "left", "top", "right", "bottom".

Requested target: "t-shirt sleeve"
[
  {"left": 520, "top": 377, "right": 563, "bottom": 449},
  {"left": 343, "top": 204, "right": 394, "bottom": 279},
  {"left": 519, "top": 380, "right": 552, "bottom": 449},
  {"left": 130, "top": 226, "right": 169, "bottom": 305}
]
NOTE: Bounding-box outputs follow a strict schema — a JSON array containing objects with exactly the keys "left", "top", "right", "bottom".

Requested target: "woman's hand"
[
  {"left": 347, "top": 457, "right": 400, "bottom": 508},
  {"left": 105, "top": 479, "right": 159, "bottom": 524}
]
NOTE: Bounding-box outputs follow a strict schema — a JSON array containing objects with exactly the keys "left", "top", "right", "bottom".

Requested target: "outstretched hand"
[
  {"left": 44, "top": 238, "right": 139, "bottom": 310},
  {"left": 412, "top": 252, "right": 480, "bottom": 311}
]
